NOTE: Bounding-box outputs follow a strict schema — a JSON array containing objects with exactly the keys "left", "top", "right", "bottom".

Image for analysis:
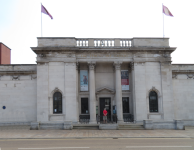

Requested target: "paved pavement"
[
  {"left": 0, "top": 126, "right": 194, "bottom": 139},
  {"left": 0, "top": 138, "right": 194, "bottom": 150}
]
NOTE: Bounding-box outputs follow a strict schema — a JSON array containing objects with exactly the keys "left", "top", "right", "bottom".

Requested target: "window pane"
[
  {"left": 149, "top": 91, "right": 158, "bottom": 112},
  {"left": 53, "top": 92, "right": 62, "bottom": 114},
  {"left": 81, "top": 98, "right": 89, "bottom": 114},
  {"left": 122, "top": 97, "right": 129, "bottom": 113}
]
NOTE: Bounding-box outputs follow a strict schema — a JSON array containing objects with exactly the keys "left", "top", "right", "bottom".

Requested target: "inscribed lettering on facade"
[
  {"left": 80, "top": 70, "right": 88, "bottom": 91},
  {"left": 121, "top": 70, "right": 129, "bottom": 90}
]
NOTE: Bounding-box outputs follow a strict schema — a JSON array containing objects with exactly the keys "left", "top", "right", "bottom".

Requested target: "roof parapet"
[{"left": 37, "top": 37, "right": 170, "bottom": 48}]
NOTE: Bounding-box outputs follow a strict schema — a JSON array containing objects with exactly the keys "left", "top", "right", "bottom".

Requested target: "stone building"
[{"left": 0, "top": 37, "right": 194, "bottom": 129}]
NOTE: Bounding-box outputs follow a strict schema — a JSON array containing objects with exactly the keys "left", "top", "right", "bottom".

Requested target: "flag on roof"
[
  {"left": 41, "top": 4, "right": 53, "bottom": 19},
  {"left": 163, "top": 5, "right": 173, "bottom": 17}
]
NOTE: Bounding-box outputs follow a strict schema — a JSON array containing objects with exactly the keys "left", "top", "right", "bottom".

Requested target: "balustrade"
[
  {"left": 120, "top": 39, "right": 132, "bottom": 47},
  {"left": 76, "top": 38, "right": 132, "bottom": 48},
  {"left": 94, "top": 39, "right": 114, "bottom": 47},
  {"left": 76, "top": 39, "right": 88, "bottom": 47}
]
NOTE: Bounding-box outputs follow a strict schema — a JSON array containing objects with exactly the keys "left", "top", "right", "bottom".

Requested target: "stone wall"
[
  {"left": 0, "top": 65, "right": 37, "bottom": 122},
  {"left": 172, "top": 64, "right": 194, "bottom": 120},
  {"left": 95, "top": 63, "right": 115, "bottom": 90}
]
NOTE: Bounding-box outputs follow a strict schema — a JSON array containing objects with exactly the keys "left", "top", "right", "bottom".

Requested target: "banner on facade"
[
  {"left": 121, "top": 70, "right": 129, "bottom": 90},
  {"left": 80, "top": 70, "right": 88, "bottom": 91}
]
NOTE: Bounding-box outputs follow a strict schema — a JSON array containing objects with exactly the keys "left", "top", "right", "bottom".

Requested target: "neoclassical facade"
[{"left": 0, "top": 37, "right": 194, "bottom": 129}]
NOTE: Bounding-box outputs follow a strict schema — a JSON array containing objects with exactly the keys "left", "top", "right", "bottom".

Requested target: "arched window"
[
  {"left": 149, "top": 91, "right": 158, "bottom": 112},
  {"left": 53, "top": 92, "right": 62, "bottom": 114}
]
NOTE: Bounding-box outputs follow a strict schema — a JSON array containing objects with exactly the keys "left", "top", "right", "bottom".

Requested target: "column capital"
[
  {"left": 113, "top": 61, "right": 122, "bottom": 70},
  {"left": 88, "top": 61, "right": 96, "bottom": 70},
  {"left": 129, "top": 62, "right": 134, "bottom": 70}
]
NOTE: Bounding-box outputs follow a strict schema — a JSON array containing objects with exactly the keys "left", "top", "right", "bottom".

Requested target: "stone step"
[
  {"left": 185, "top": 126, "right": 194, "bottom": 130},
  {"left": 73, "top": 124, "right": 99, "bottom": 130},
  {"left": 119, "top": 125, "right": 143, "bottom": 127},
  {"left": 118, "top": 124, "right": 144, "bottom": 130}
]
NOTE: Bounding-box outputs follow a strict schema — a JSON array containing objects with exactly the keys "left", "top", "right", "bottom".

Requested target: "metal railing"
[
  {"left": 123, "top": 114, "right": 134, "bottom": 123},
  {"left": 96, "top": 114, "right": 118, "bottom": 124},
  {"left": 79, "top": 115, "right": 90, "bottom": 124}
]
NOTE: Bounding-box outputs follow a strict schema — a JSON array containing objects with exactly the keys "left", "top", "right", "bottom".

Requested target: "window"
[
  {"left": 149, "top": 91, "right": 158, "bottom": 112},
  {"left": 53, "top": 92, "right": 62, "bottom": 114},
  {"left": 122, "top": 97, "right": 129, "bottom": 113},
  {"left": 81, "top": 98, "right": 89, "bottom": 114}
]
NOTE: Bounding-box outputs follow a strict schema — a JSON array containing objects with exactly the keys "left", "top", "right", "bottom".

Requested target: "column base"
[
  {"left": 117, "top": 120, "right": 124, "bottom": 124},
  {"left": 89, "top": 120, "right": 97, "bottom": 124}
]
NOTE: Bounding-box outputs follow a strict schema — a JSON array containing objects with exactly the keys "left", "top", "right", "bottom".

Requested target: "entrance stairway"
[
  {"left": 73, "top": 124, "right": 99, "bottom": 130},
  {"left": 184, "top": 126, "right": 194, "bottom": 130},
  {"left": 118, "top": 124, "right": 144, "bottom": 130},
  {"left": 73, "top": 124, "right": 144, "bottom": 130}
]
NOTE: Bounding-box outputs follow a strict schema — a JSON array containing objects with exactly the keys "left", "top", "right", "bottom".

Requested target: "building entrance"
[{"left": 100, "top": 98, "right": 111, "bottom": 122}]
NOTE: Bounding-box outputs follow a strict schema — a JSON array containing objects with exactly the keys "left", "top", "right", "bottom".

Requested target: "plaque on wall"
[
  {"left": 121, "top": 70, "right": 129, "bottom": 90},
  {"left": 80, "top": 70, "right": 88, "bottom": 91}
]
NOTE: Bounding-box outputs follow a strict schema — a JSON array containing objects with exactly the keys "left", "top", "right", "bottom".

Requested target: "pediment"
[{"left": 96, "top": 86, "right": 115, "bottom": 94}]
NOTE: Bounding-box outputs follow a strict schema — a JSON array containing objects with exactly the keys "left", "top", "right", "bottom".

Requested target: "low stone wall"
[
  {"left": 183, "top": 120, "right": 194, "bottom": 126},
  {"left": 30, "top": 121, "right": 73, "bottom": 130},
  {"left": 0, "top": 121, "right": 31, "bottom": 126},
  {"left": 143, "top": 119, "right": 193, "bottom": 130}
]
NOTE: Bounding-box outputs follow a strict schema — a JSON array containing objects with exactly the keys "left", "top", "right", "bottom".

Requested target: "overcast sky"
[{"left": 0, "top": 0, "right": 194, "bottom": 64}]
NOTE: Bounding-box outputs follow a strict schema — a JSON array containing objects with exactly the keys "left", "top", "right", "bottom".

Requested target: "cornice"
[
  {"left": 172, "top": 70, "right": 194, "bottom": 74},
  {"left": 31, "top": 46, "right": 176, "bottom": 54},
  {"left": 0, "top": 71, "right": 36, "bottom": 75}
]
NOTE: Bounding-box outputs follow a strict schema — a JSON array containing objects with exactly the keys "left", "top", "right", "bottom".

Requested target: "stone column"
[
  {"left": 76, "top": 62, "right": 79, "bottom": 123},
  {"left": 88, "top": 62, "right": 96, "bottom": 124},
  {"left": 114, "top": 61, "right": 123, "bottom": 123},
  {"left": 130, "top": 62, "right": 136, "bottom": 122}
]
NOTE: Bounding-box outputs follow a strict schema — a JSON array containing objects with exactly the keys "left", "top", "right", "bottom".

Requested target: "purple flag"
[
  {"left": 163, "top": 5, "right": 173, "bottom": 17},
  {"left": 41, "top": 4, "right": 53, "bottom": 19}
]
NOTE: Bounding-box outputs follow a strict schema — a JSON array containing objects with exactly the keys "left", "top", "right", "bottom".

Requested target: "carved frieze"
[
  {"left": 161, "top": 62, "right": 171, "bottom": 66},
  {"left": 134, "top": 52, "right": 146, "bottom": 58},
  {"left": 67, "top": 53, "right": 74, "bottom": 57},
  {"left": 37, "top": 62, "right": 48, "bottom": 66},
  {"left": 134, "top": 62, "right": 145, "bottom": 66},
  {"left": 77, "top": 52, "right": 132, "bottom": 58},
  {"left": 12, "top": 75, "right": 20, "bottom": 80},
  {"left": 172, "top": 74, "right": 177, "bottom": 79},
  {"left": 187, "top": 74, "right": 194, "bottom": 79},
  {"left": 31, "top": 75, "right": 37, "bottom": 80},
  {"left": 163, "top": 53, "right": 169, "bottom": 58},
  {"left": 38, "top": 54, "right": 46, "bottom": 57}
]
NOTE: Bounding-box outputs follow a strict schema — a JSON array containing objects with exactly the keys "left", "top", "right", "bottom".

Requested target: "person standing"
[{"left": 103, "top": 108, "right": 107, "bottom": 124}]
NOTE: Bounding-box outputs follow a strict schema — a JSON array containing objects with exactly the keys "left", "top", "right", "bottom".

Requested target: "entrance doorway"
[{"left": 100, "top": 98, "right": 111, "bottom": 122}]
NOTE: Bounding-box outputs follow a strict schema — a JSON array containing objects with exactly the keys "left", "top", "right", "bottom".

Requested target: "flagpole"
[
  {"left": 162, "top": 3, "right": 164, "bottom": 38},
  {"left": 41, "top": 3, "right": 42, "bottom": 37}
]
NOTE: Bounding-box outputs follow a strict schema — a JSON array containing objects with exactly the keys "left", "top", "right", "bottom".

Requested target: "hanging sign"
[
  {"left": 80, "top": 70, "right": 88, "bottom": 91},
  {"left": 121, "top": 70, "right": 129, "bottom": 90}
]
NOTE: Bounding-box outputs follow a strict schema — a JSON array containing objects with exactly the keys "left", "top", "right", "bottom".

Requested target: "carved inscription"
[{"left": 77, "top": 52, "right": 131, "bottom": 58}]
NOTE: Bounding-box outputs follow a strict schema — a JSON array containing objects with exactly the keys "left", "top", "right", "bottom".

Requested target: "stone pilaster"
[
  {"left": 88, "top": 62, "right": 96, "bottom": 124},
  {"left": 114, "top": 61, "right": 123, "bottom": 123}
]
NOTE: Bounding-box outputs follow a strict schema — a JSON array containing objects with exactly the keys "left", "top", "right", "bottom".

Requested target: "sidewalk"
[{"left": 0, "top": 126, "right": 194, "bottom": 139}]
